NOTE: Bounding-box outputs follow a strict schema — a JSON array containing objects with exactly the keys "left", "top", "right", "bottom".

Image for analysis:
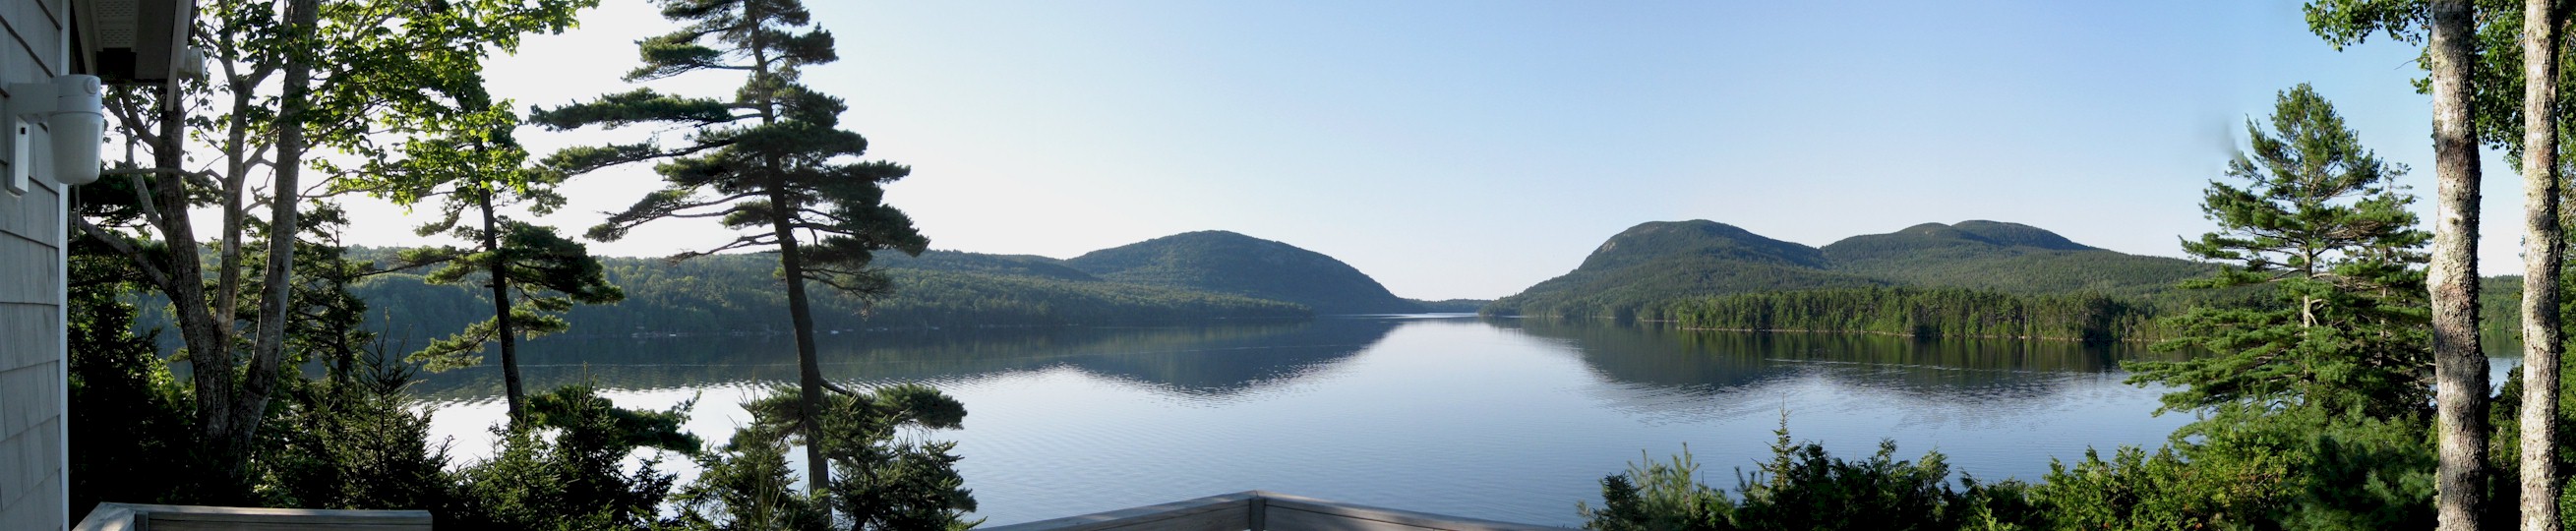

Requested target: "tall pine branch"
[{"left": 533, "top": 0, "right": 930, "bottom": 502}]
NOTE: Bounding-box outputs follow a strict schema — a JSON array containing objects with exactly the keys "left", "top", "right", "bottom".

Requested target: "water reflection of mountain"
[
  {"left": 408, "top": 317, "right": 1405, "bottom": 400},
  {"left": 1492, "top": 319, "right": 2188, "bottom": 404}
]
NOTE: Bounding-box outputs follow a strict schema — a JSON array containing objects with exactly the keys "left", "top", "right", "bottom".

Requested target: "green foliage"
[
  {"left": 1581, "top": 449, "right": 1733, "bottom": 531},
  {"left": 252, "top": 350, "right": 453, "bottom": 512},
  {"left": 1582, "top": 409, "right": 2435, "bottom": 531},
  {"left": 678, "top": 385, "right": 977, "bottom": 530},
  {"left": 2126, "top": 84, "right": 2430, "bottom": 419},
  {"left": 1067, "top": 231, "right": 1429, "bottom": 314},
  {"left": 1659, "top": 287, "right": 2172, "bottom": 344},
  {"left": 270, "top": 206, "right": 396, "bottom": 377},
  {"left": 535, "top": 0, "right": 931, "bottom": 493},
  {"left": 534, "top": 0, "right": 929, "bottom": 293},
  {"left": 672, "top": 430, "right": 830, "bottom": 530},
  {"left": 2306, "top": 0, "right": 2576, "bottom": 162},
  {"left": 2481, "top": 322, "right": 2576, "bottom": 528},
  {"left": 2029, "top": 444, "right": 2251, "bottom": 529},
  {"left": 195, "top": 0, "right": 595, "bottom": 174},
  {"left": 2029, "top": 406, "right": 2434, "bottom": 530},
  {"left": 393, "top": 221, "right": 626, "bottom": 372},
  {"left": 2003, "top": 84, "right": 2443, "bottom": 530},
  {"left": 448, "top": 384, "right": 699, "bottom": 530},
  {"left": 1581, "top": 420, "right": 2037, "bottom": 531},
  {"left": 66, "top": 249, "right": 206, "bottom": 515}
]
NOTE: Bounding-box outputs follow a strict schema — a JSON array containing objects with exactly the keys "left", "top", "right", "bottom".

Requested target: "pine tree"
[
  {"left": 345, "top": 74, "right": 621, "bottom": 425},
  {"left": 532, "top": 0, "right": 930, "bottom": 497},
  {"left": 392, "top": 219, "right": 624, "bottom": 393},
  {"left": 2127, "top": 84, "right": 2432, "bottom": 419}
]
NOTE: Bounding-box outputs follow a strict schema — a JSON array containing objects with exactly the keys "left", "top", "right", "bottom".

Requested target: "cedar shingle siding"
[{"left": 1, "top": 0, "right": 72, "bottom": 528}]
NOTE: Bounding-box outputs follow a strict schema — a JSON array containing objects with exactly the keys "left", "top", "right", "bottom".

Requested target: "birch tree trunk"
[
  {"left": 2430, "top": 0, "right": 2492, "bottom": 528},
  {"left": 2525, "top": 2, "right": 2570, "bottom": 529}
]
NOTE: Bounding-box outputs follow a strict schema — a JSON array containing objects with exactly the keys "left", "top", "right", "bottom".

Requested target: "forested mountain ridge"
[
  {"left": 1487, "top": 219, "right": 2217, "bottom": 321},
  {"left": 1067, "top": 230, "right": 1428, "bottom": 314},
  {"left": 341, "top": 230, "right": 1441, "bottom": 341},
  {"left": 1485, "top": 220, "right": 1885, "bottom": 319},
  {"left": 346, "top": 251, "right": 1314, "bottom": 342},
  {"left": 1821, "top": 220, "right": 2091, "bottom": 262},
  {"left": 1577, "top": 220, "right": 1832, "bottom": 270},
  {"left": 1822, "top": 220, "right": 2212, "bottom": 297},
  {"left": 872, "top": 249, "right": 1098, "bottom": 281}
]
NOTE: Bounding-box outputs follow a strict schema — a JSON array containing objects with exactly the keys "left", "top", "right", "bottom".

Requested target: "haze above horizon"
[{"left": 334, "top": 1, "right": 2522, "bottom": 301}]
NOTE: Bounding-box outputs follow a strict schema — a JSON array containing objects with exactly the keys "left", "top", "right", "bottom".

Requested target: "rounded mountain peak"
[
  {"left": 1826, "top": 220, "right": 2093, "bottom": 255},
  {"left": 1067, "top": 230, "right": 1421, "bottom": 314},
  {"left": 1947, "top": 220, "right": 2091, "bottom": 251},
  {"left": 1583, "top": 220, "right": 1827, "bottom": 270}
]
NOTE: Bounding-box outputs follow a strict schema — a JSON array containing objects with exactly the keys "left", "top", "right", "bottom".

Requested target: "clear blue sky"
[{"left": 342, "top": 1, "right": 2527, "bottom": 301}]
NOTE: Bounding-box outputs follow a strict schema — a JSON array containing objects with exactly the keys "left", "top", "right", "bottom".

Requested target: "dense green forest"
[
  {"left": 1411, "top": 299, "right": 1492, "bottom": 313},
  {"left": 1654, "top": 287, "right": 2176, "bottom": 344},
  {"left": 1485, "top": 220, "right": 2218, "bottom": 328},
  {"left": 344, "top": 249, "right": 1314, "bottom": 342},
  {"left": 1822, "top": 221, "right": 2212, "bottom": 297},
  {"left": 2482, "top": 275, "right": 2534, "bottom": 347}
]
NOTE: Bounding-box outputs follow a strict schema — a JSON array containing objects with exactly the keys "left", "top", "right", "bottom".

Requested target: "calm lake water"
[{"left": 414, "top": 314, "right": 2213, "bottom": 526}]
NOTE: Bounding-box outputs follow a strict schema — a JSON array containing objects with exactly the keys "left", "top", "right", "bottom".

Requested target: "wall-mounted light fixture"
[{"left": 0, "top": 75, "right": 104, "bottom": 195}]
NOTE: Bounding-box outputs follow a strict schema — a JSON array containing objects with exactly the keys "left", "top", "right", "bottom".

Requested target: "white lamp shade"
[{"left": 46, "top": 75, "right": 100, "bottom": 186}]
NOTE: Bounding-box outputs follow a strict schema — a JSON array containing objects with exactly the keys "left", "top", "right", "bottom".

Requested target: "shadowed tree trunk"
[
  {"left": 769, "top": 189, "right": 831, "bottom": 499},
  {"left": 479, "top": 188, "right": 527, "bottom": 424},
  {"left": 2429, "top": 0, "right": 2490, "bottom": 529},
  {"left": 2524, "top": 1, "right": 2568, "bottom": 529}
]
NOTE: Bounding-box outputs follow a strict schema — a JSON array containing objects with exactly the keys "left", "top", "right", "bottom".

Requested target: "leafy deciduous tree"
[{"left": 74, "top": 0, "right": 588, "bottom": 494}]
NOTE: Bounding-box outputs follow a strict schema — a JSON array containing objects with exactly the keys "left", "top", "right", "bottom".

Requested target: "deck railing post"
[{"left": 1248, "top": 494, "right": 1268, "bottom": 530}]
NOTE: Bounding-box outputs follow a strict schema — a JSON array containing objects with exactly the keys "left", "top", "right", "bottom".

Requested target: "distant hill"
[
  {"left": 1576, "top": 220, "right": 1832, "bottom": 271},
  {"left": 1484, "top": 220, "right": 1884, "bottom": 319},
  {"left": 1487, "top": 219, "right": 2214, "bottom": 321},
  {"left": 1821, "top": 220, "right": 2211, "bottom": 297},
  {"left": 340, "top": 230, "right": 1443, "bottom": 341},
  {"left": 1067, "top": 230, "right": 1427, "bottom": 314},
  {"left": 351, "top": 250, "right": 1313, "bottom": 342}
]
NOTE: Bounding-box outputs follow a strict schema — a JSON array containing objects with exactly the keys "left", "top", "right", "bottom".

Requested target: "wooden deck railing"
[
  {"left": 982, "top": 491, "right": 1568, "bottom": 531},
  {"left": 72, "top": 502, "right": 432, "bottom": 531}
]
